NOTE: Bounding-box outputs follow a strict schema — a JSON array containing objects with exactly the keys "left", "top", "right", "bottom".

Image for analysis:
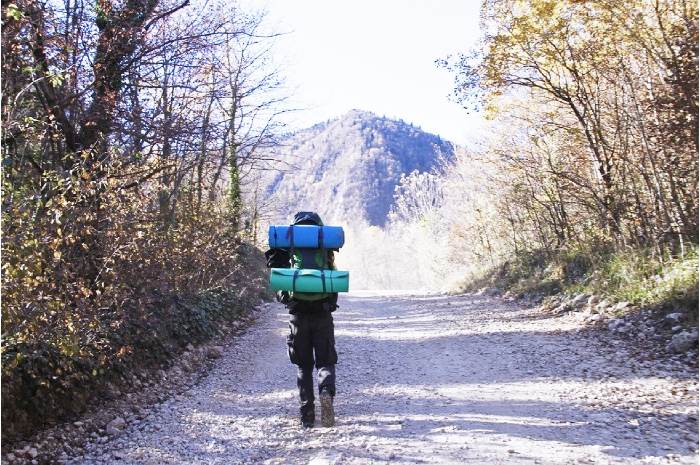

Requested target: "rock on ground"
[
  {"left": 63, "top": 292, "right": 698, "bottom": 465},
  {"left": 669, "top": 331, "right": 699, "bottom": 354}
]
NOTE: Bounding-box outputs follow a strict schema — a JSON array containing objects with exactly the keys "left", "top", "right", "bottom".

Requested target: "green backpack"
[{"left": 289, "top": 247, "right": 336, "bottom": 301}]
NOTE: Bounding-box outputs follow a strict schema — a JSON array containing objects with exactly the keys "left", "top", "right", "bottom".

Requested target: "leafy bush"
[
  {"left": 2, "top": 0, "right": 278, "bottom": 444},
  {"left": 1, "top": 286, "right": 267, "bottom": 440},
  {"left": 1, "top": 158, "right": 271, "bottom": 441}
]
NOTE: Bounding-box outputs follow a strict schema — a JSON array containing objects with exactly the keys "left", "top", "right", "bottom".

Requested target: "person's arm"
[
  {"left": 265, "top": 248, "right": 291, "bottom": 268},
  {"left": 326, "top": 250, "right": 339, "bottom": 310},
  {"left": 277, "top": 290, "right": 291, "bottom": 304}
]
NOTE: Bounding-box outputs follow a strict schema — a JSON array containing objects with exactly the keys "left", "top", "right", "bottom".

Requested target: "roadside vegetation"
[
  {"left": 1, "top": 0, "right": 280, "bottom": 441},
  {"left": 350, "top": 0, "right": 698, "bottom": 319},
  {"left": 444, "top": 0, "right": 698, "bottom": 320},
  {"left": 464, "top": 246, "right": 698, "bottom": 320}
]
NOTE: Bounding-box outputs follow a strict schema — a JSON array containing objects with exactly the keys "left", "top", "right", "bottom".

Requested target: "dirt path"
[{"left": 70, "top": 292, "right": 698, "bottom": 464}]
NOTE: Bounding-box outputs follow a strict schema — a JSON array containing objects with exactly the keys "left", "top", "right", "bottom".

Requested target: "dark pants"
[{"left": 286, "top": 306, "right": 338, "bottom": 414}]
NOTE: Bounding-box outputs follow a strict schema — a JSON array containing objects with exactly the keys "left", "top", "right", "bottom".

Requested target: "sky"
[{"left": 244, "top": 0, "right": 485, "bottom": 145}]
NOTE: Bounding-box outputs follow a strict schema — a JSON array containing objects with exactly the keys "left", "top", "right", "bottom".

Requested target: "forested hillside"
[
  {"left": 446, "top": 0, "right": 698, "bottom": 257},
  {"left": 457, "top": 0, "right": 700, "bottom": 308},
  {"left": 258, "top": 109, "right": 453, "bottom": 226}
]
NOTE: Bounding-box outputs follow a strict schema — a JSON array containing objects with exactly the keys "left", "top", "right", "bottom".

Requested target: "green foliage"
[
  {"left": 587, "top": 247, "right": 699, "bottom": 314},
  {"left": 463, "top": 249, "right": 564, "bottom": 296},
  {"left": 6, "top": 3, "right": 23, "bottom": 21},
  {"left": 228, "top": 152, "right": 242, "bottom": 229},
  {"left": 445, "top": 0, "right": 698, "bottom": 256},
  {"left": 1, "top": 0, "right": 281, "bottom": 445},
  {"left": 443, "top": 0, "right": 698, "bottom": 312}
]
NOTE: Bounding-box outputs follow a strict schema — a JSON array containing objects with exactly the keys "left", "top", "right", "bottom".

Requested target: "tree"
[{"left": 445, "top": 0, "right": 698, "bottom": 255}]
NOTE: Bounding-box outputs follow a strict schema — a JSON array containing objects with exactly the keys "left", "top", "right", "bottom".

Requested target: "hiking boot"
[
  {"left": 301, "top": 405, "right": 315, "bottom": 428},
  {"left": 319, "top": 390, "right": 335, "bottom": 427}
]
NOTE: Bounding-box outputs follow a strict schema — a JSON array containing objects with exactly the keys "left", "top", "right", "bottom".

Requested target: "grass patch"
[
  {"left": 587, "top": 247, "right": 698, "bottom": 312},
  {"left": 462, "top": 244, "right": 698, "bottom": 319}
]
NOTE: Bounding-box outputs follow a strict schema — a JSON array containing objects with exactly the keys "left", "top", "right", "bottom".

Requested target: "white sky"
[{"left": 245, "top": 0, "right": 485, "bottom": 145}]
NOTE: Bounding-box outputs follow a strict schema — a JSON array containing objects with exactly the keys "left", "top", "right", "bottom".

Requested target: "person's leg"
[
  {"left": 312, "top": 312, "right": 338, "bottom": 391},
  {"left": 288, "top": 313, "right": 315, "bottom": 426},
  {"left": 311, "top": 311, "right": 338, "bottom": 426},
  {"left": 297, "top": 365, "right": 315, "bottom": 426},
  {"left": 317, "top": 365, "right": 336, "bottom": 396}
]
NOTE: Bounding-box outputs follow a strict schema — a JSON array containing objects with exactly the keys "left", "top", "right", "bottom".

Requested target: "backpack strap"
[
  {"left": 320, "top": 270, "right": 327, "bottom": 293},
  {"left": 292, "top": 270, "right": 300, "bottom": 292},
  {"left": 317, "top": 226, "right": 324, "bottom": 249},
  {"left": 292, "top": 269, "right": 300, "bottom": 292},
  {"left": 286, "top": 225, "right": 295, "bottom": 260},
  {"left": 318, "top": 228, "right": 329, "bottom": 272}
]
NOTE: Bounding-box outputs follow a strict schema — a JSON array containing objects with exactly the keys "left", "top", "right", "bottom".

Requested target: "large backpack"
[
  {"left": 266, "top": 211, "right": 337, "bottom": 302},
  {"left": 289, "top": 212, "right": 335, "bottom": 302}
]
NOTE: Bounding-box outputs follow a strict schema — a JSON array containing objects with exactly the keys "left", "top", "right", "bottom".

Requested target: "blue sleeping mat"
[{"left": 268, "top": 225, "right": 345, "bottom": 249}]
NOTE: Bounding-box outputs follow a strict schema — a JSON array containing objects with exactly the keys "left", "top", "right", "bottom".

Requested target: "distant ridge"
[{"left": 260, "top": 109, "right": 454, "bottom": 226}]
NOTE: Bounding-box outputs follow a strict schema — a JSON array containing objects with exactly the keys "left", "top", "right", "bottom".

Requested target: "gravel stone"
[
  {"left": 608, "top": 319, "right": 625, "bottom": 332},
  {"left": 665, "top": 313, "right": 685, "bottom": 327},
  {"left": 669, "top": 331, "right": 699, "bottom": 353},
  {"left": 571, "top": 293, "right": 588, "bottom": 307},
  {"left": 207, "top": 346, "right": 224, "bottom": 359},
  {"left": 106, "top": 417, "right": 126, "bottom": 431},
  {"left": 614, "top": 301, "right": 631, "bottom": 311}
]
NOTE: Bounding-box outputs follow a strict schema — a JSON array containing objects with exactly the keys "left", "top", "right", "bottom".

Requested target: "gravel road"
[{"left": 70, "top": 292, "right": 698, "bottom": 465}]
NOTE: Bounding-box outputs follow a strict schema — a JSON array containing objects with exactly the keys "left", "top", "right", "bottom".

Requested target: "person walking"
[{"left": 265, "top": 211, "right": 339, "bottom": 428}]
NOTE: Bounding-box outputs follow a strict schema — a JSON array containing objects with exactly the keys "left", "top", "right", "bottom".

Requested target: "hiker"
[{"left": 265, "top": 211, "right": 339, "bottom": 428}]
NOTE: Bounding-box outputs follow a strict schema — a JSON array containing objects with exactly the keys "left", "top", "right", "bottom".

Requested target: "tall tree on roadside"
[{"left": 446, "top": 0, "right": 698, "bottom": 254}]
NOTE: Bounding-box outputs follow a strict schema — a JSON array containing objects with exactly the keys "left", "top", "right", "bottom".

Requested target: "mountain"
[{"left": 259, "top": 109, "right": 454, "bottom": 227}]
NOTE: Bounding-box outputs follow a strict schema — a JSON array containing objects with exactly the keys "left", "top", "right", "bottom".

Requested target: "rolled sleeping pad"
[
  {"left": 268, "top": 225, "right": 345, "bottom": 249},
  {"left": 270, "top": 268, "right": 350, "bottom": 293}
]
